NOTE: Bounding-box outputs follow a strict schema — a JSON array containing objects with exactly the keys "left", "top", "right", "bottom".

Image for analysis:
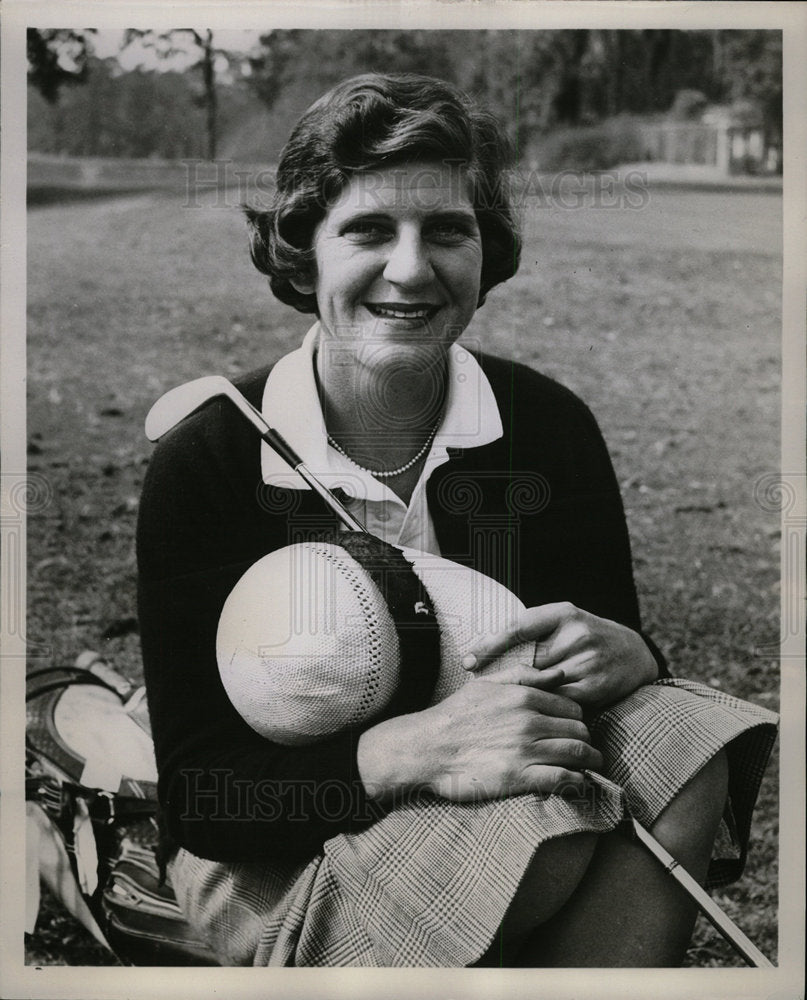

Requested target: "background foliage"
[{"left": 28, "top": 28, "right": 782, "bottom": 165}]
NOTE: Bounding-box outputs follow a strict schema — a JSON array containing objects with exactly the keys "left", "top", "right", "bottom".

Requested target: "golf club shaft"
[
  {"left": 218, "top": 389, "right": 366, "bottom": 533},
  {"left": 280, "top": 445, "right": 366, "bottom": 533},
  {"left": 146, "top": 378, "right": 366, "bottom": 532},
  {"left": 255, "top": 432, "right": 366, "bottom": 533},
  {"left": 631, "top": 819, "right": 773, "bottom": 968}
]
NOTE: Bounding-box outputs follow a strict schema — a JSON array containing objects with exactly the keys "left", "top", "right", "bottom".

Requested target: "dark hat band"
[{"left": 331, "top": 531, "right": 442, "bottom": 730}]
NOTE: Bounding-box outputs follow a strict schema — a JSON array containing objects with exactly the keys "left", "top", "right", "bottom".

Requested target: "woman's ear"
[{"left": 290, "top": 272, "right": 316, "bottom": 295}]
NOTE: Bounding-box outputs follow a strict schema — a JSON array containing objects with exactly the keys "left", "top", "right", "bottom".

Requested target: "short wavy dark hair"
[{"left": 245, "top": 73, "right": 521, "bottom": 313}]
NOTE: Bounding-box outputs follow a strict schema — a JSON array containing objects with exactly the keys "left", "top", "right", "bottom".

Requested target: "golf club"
[
  {"left": 145, "top": 374, "right": 774, "bottom": 969},
  {"left": 630, "top": 818, "right": 773, "bottom": 967},
  {"left": 145, "top": 375, "right": 366, "bottom": 532}
]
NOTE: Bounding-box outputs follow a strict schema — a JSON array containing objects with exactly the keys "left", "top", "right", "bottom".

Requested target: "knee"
[
  {"left": 490, "top": 831, "right": 598, "bottom": 959},
  {"left": 651, "top": 749, "right": 729, "bottom": 880}
]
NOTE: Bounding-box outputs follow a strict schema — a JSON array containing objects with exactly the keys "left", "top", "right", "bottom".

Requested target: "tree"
[
  {"left": 122, "top": 29, "right": 224, "bottom": 159},
  {"left": 248, "top": 29, "right": 720, "bottom": 152},
  {"left": 249, "top": 29, "right": 455, "bottom": 111},
  {"left": 28, "top": 56, "right": 213, "bottom": 159},
  {"left": 27, "top": 29, "right": 96, "bottom": 103},
  {"left": 717, "top": 30, "right": 782, "bottom": 139}
]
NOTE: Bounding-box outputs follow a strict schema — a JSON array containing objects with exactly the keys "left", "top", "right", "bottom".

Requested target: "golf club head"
[
  {"left": 145, "top": 373, "right": 365, "bottom": 532},
  {"left": 145, "top": 376, "right": 245, "bottom": 441}
]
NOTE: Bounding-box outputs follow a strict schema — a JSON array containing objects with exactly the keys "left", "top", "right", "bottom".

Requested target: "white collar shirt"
[{"left": 260, "top": 323, "right": 503, "bottom": 555}]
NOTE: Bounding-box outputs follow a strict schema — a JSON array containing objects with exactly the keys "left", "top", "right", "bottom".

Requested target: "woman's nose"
[{"left": 382, "top": 232, "right": 434, "bottom": 287}]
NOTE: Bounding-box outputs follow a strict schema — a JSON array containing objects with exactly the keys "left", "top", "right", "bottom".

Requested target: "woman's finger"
[
  {"left": 552, "top": 676, "right": 615, "bottom": 711},
  {"left": 530, "top": 621, "right": 595, "bottom": 671},
  {"left": 474, "top": 661, "right": 566, "bottom": 689},
  {"left": 531, "top": 649, "right": 595, "bottom": 683},
  {"left": 462, "top": 602, "right": 579, "bottom": 671},
  {"left": 526, "top": 737, "right": 603, "bottom": 773},
  {"left": 520, "top": 765, "right": 595, "bottom": 797},
  {"left": 523, "top": 714, "right": 594, "bottom": 745},
  {"left": 519, "top": 685, "right": 587, "bottom": 721}
]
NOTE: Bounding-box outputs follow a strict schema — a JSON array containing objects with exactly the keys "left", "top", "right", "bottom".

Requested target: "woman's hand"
[
  {"left": 357, "top": 668, "right": 603, "bottom": 805},
  {"left": 463, "top": 602, "right": 659, "bottom": 714}
]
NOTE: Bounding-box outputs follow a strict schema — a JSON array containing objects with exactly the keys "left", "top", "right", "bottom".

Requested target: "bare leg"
[
  {"left": 473, "top": 831, "right": 599, "bottom": 966},
  {"left": 517, "top": 749, "right": 730, "bottom": 967}
]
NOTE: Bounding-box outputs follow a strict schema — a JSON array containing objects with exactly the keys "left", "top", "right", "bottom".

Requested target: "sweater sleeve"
[
  {"left": 516, "top": 373, "right": 670, "bottom": 679},
  {"left": 136, "top": 404, "right": 382, "bottom": 863},
  {"left": 449, "top": 356, "right": 669, "bottom": 679}
]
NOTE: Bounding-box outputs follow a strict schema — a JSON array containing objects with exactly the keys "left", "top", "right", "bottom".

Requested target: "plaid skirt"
[{"left": 168, "top": 678, "right": 778, "bottom": 966}]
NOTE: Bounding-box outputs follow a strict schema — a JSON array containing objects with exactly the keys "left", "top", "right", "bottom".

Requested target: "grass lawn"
[{"left": 24, "top": 175, "right": 782, "bottom": 967}]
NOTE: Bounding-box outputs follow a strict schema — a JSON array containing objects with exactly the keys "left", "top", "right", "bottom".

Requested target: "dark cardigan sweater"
[{"left": 137, "top": 352, "right": 666, "bottom": 863}]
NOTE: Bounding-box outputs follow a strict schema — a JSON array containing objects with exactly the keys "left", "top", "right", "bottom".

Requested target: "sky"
[{"left": 89, "top": 28, "right": 262, "bottom": 73}]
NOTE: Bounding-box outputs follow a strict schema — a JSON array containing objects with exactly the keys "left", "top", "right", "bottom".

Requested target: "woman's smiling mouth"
[{"left": 365, "top": 303, "right": 441, "bottom": 321}]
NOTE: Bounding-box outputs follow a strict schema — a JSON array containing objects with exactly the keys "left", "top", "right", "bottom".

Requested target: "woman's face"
[{"left": 296, "top": 160, "right": 483, "bottom": 370}]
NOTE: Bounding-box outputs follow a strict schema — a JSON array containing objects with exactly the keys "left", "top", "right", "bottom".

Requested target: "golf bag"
[{"left": 25, "top": 654, "right": 219, "bottom": 966}]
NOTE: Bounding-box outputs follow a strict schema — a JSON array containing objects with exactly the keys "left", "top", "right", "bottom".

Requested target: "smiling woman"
[
  {"left": 286, "top": 161, "right": 484, "bottom": 500},
  {"left": 136, "top": 73, "right": 778, "bottom": 967}
]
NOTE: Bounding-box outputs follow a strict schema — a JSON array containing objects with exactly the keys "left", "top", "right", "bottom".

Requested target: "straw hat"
[{"left": 216, "top": 533, "right": 531, "bottom": 745}]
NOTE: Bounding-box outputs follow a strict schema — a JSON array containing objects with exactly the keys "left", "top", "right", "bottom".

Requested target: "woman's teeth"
[{"left": 369, "top": 305, "right": 435, "bottom": 320}]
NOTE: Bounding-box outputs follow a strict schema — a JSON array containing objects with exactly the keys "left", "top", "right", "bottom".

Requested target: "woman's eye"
[
  {"left": 343, "top": 221, "right": 389, "bottom": 242},
  {"left": 426, "top": 224, "right": 471, "bottom": 245}
]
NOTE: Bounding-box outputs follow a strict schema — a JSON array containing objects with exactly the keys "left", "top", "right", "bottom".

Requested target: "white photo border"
[{"left": 2, "top": 2, "right": 804, "bottom": 998}]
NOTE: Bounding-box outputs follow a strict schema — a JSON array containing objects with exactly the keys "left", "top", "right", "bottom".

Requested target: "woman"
[{"left": 137, "top": 73, "right": 777, "bottom": 967}]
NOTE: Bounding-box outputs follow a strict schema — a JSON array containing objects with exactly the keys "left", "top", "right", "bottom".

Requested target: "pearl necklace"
[{"left": 327, "top": 425, "right": 439, "bottom": 478}]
